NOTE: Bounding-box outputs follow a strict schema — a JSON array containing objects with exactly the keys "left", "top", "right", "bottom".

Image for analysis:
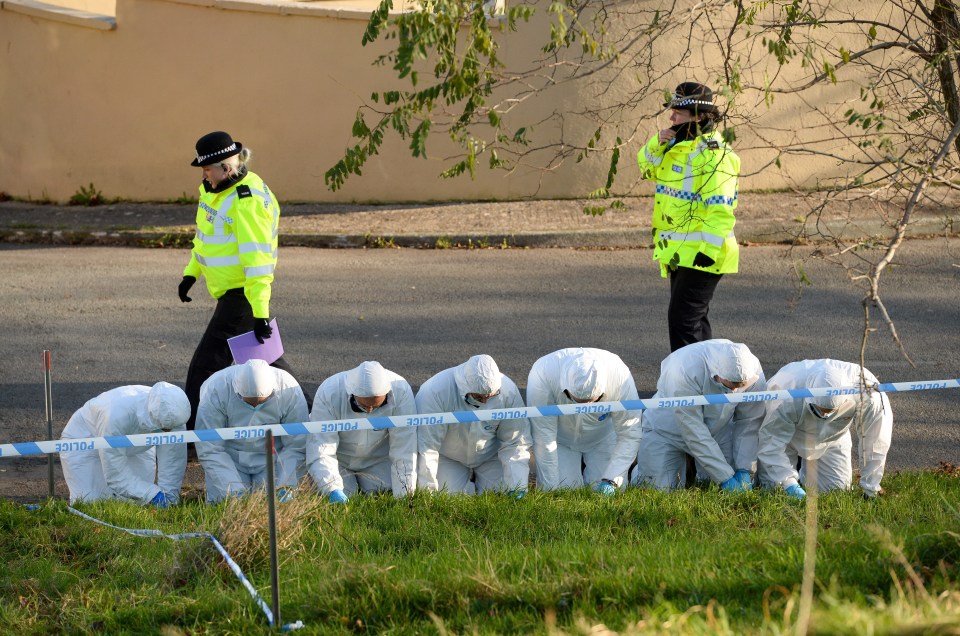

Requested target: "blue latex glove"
[
  {"left": 720, "top": 473, "right": 751, "bottom": 492},
  {"left": 734, "top": 469, "right": 753, "bottom": 490},
  {"left": 276, "top": 487, "right": 294, "bottom": 503},
  {"left": 149, "top": 491, "right": 170, "bottom": 509},
  {"left": 506, "top": 489, "right": 526, "bottom": 500},
  {"left": 594, "top": 480, "right": 617, "bottom": 496},
  {"left": 328, "top": 489, "right": 349, "bottom": 504},
  {"left": 785, "top": 483, "right": 806, "bottom": 499}
]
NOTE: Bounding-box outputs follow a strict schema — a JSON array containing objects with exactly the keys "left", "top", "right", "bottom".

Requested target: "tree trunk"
[{"left": 931, "top": 0, "right": 960, "bottom": 157}]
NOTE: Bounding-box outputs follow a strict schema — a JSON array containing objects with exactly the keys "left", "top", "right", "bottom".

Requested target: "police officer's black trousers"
[
  {"left": 667, "top": 266, "right": 724, "bottom": 486},
  {"left": 184, "top": 288, "right": 307, "bottom": 430},
  {"left": 668, "top": 266, "right": 723, "bottom": 353}
]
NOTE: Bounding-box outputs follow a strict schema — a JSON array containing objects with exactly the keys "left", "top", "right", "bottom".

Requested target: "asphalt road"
[{"left": 1, "top": 240, "right": 958, "bottom": 494}]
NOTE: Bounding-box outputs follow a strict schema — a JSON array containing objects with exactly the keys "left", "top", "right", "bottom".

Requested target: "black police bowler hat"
[
  {"left": 191, "top": 131, "right": 243, "bottom": 167},
  {"left": 664, "top": 82, "right": 719, "bottom": 115}
]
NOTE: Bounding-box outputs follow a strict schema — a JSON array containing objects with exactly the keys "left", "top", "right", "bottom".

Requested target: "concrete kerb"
[
  {"left": 0, "top": 218, "right": 954, "bottom": 249},
  {"left": 0, "top": 197, "right": 956, "bottom": 248}
]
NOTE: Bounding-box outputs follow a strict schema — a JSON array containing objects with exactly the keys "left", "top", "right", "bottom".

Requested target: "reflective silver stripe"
[
  {"left": 249, "top": 187, "right": 276, "bottom": 215},
  {"left": 682, "top": 148, "right": 698, "bottom": 194},
  {"left": 196, "top": 254, "right": 241, "bottom": 267},
  {"left": 658, "top": 230, "right": 735, "bottom": 248},
  {"left": 644, "top": 146, "right": 664, "bottom": 167},
  {"left": 237, "top": 242, "right": 275, "bottom": 255},
  {"left": 218, "top": 192, "right": 237, "bottom": 214},
  {"left": 261, "top": 184, "right": 276, "bottom": 211},
  {"left": 244, "top": 264, "right": 276, "bottom": 277},
  {"left": 264, "top": 186, "right": 281, "bottom": 232},
  {"left": 212, "top": 192, "right": 237, "bottom": 236},
  {"left": 248, "top": 186, "right": 280, "bottom": 235},
  {"left": 196, "top": 231, "right": 237, "bottom": 245}
]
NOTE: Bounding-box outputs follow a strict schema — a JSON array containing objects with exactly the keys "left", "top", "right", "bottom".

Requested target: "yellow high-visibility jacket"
[
  {"left": 637, "top": 130, "right": 740, "bottom": 278},
  {"left": 183, "top": 171, "right": 279, "bottom": 318}
]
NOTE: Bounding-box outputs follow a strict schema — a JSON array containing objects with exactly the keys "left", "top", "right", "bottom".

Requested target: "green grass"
[{"left": 1, "top": 471, "right": 958, "bottom": 634}]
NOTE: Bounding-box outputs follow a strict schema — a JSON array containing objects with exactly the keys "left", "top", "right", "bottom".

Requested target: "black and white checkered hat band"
[
  {"left": 195, "top": 143, "right": 237, "bottom": 165},
  {"left": 669, "top": 98, "right": 713, "bottom": 109}
]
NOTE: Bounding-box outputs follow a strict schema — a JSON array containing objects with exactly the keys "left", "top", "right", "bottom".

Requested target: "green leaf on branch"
[
  {"left": 440, "top": 160, "right": 468, "bottom": 179},
  {"left": 410, "top": 120, "right": 431, "bottom": 158},
  {"left": 605, "top": 138, "right": 621, "bottom": 190},
  {"left": 352, "top": 112, "right": 371, "bottom": 138},
  {"left": 362, "top": 0, "right": 392, "bottom": 46}
]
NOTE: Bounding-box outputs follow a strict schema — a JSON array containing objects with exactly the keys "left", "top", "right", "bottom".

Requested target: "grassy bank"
[{"left": 1, "top": 470, "right": 958, "bottom": 635}]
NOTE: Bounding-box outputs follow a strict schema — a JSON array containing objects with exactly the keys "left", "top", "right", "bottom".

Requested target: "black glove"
[
  {"left": 253, "top": 318, "right": 273, "bottom": 344},
  {"left": 693, "top": 252, "right": 716, "bottom": 268},
  {"left": 178, "top": 276, "right": 196, "bottom": 303}
]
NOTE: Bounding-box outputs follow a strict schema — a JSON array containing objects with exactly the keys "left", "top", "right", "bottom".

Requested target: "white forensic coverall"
[
  {"left": 526, "top": 348, "right": 642, "bottom": 491},
  {"left": 195, "top": 359, "right": 308, "bottom": 503},
  {"left": 416, "top": 355, "right": 531, "bottom": 494},
  {"left": 757, "top": 359, "right": 893, "bottom": 496},
  {"left": 60, "top": 382, "right": 190, "bottom": 505},
  {"left": 306, "top": 361, "right": 418, "bottom": 497},
  {"left": 632, "top": 339, "right": 767, "bottom": 490}
]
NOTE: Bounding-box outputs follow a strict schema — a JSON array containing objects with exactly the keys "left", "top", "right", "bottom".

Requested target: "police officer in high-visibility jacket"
[
  {"left": 178, "top": 131, "right": 306, "bottom": 429},
  {"left": 637, "top": 82, "right": 741, "bottom": 353}
]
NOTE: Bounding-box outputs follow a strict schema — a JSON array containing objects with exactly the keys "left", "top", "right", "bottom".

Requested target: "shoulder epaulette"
[
  {"left": 236, "top": 185, "right": 252, "bottom": 199},
  {"left": 706, "top": 139, "right": 720, "bottom": 150}
]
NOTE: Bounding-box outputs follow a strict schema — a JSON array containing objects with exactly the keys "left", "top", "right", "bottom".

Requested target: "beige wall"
[{"left": 0, "top": 0, "right": 879, "bottom": 202}]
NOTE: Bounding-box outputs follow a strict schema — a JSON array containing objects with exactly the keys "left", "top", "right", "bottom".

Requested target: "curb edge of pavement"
[{"left": 0, "top": 216, "right": 955, "bottom": 249}]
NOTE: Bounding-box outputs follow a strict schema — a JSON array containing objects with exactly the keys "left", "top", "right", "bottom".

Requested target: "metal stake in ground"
[
  {"left": 264, "top": 430, "right": 280, "bottom": 628},
  {"left": 43, "top": 350, "right": 54, "bottom": 499}
]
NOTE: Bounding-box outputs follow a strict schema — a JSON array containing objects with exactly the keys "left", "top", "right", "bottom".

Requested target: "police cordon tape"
[
  {"left": 3, "top": 378, "right": 958, "bottom": 458},
  {"left": 54, "top": 505, "right": 304, "bottom": 631}
]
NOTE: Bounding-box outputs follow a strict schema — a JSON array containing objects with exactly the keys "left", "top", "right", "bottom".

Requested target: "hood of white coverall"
[
  {"left": 345, "top": 361, "right": 392, "bottom": 397},
  {"left": 232, "top": 359, "right": 278, "bottom": 399},
  {"left": 561, "top": 353, "right": 607, "bottom": 401},
  {"left": 453, "top": 355, "right": 502, "bottom": 398},
  {"left": 707, "top": 342, "right": 761, "bottom": 386},
  {"left": 137, "top": 381, "right": 191, "bottom": 432},
  {"left": 805, "top": 362, "right": 853, "bottom": 412}
]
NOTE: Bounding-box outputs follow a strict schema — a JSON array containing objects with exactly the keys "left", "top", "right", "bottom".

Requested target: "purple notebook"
[{"left": 227, "top": 318, "right": 283, "bottom": 365}]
